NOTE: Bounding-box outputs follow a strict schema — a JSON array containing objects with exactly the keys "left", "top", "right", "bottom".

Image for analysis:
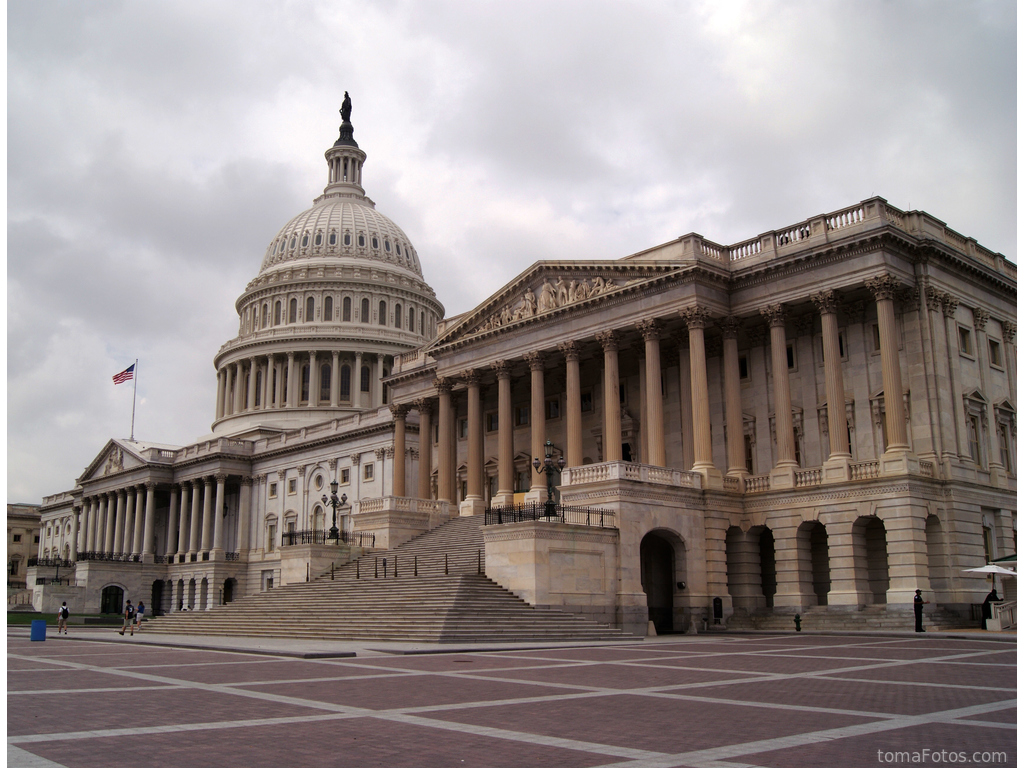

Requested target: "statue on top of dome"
[{"left": 340, "top": 91, "right": 352, "bottom": 124}]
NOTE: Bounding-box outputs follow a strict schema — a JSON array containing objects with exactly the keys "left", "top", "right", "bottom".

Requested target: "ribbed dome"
[{"left": 258, "top": 197, "right": 423, "bottom": 278}]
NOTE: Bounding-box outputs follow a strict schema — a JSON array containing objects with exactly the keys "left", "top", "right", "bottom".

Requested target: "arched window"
[
  {"left": 306, "top": 296, "right": 315, "bottom": 323},
  {"left": 262, "top": 303, "right": 269, "bottom": 327},
  {"left": 409, "top": 306, "right": 415, "bottom": 330},
  {"left": 358, "top": 234, "right": 365, "bottom": 247},
  {"left": 320, "top": 364, "right": 331, "bottom": 402},
  {"left": 361, "top": 298, "right": 370, "bottom": 323},
  {"left": 255, "top": 370, "right": 263, "bottom": 407},
  {"left": 340, "top": 365, "right": 351, "bottom": 399},
  {"left": 329, "top": 232, "right": 337, "bottom": 245},
  {"left": 315, "top": 232, "right": 322, "bottom": 246},
  {"left": 324, "top": 296, "right": 333, "bottom": 321},
  {"left": 344, "top": 233, "right": 351, "bottom": 246},
  {"left": 300, "top": 364, "right": 310, "bottom": 402},
  {"left": 342, "top": 296, "right": 351, "bottom": 321},
  {"left": 420, "top": 311, "right": 425, "bottom": 335},
  {"left": 378, "top": 300, "right": 387, "bottom": 326},
  {"left": 274, "top": 301, "right": 282, "bottom": 325},
  {"left": 289, "top": 298, "right": 297, "bottom": 323},
  {"left": 360, "top": 365, "right": 370, "bottom": 393},
  {"left": 394, "top": 303, "right": 402, "bottom": 329}
]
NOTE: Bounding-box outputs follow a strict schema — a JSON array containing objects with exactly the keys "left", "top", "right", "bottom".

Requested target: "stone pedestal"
[{"left": 822, "top": 455, "right": 852, "bottom": 484}]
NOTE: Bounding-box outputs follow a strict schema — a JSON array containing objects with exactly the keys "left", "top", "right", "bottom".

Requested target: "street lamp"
[
  {"left": 532, "top": 440, "right": 566, "bottom": 517},
  {"left": 321, "top": 480, "right": 347, "bottom": 541}
]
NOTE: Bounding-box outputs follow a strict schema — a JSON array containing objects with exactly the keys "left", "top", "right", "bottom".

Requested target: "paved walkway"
[{"left": 8, "top": 628, "right": 1016, "bottom": 767}]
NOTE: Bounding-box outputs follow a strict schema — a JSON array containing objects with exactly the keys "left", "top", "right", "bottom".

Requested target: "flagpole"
[{"left": 130, "top": 359, "right": 139, "bottom": 441}]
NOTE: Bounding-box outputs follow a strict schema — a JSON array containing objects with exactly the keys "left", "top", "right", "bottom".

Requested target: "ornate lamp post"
[
  {"left": 532, "top": 440, "right": 566, "bottom": 517},
  {"left": 321, "top": 480, "right": 347, "bottom": 541}
]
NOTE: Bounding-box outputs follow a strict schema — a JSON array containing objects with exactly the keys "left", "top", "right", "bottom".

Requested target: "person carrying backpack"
[
  {"left": 57, "top": 602, "right": 69, "bottom": 634},
  {"left": 120, "top": 600, "right": 135, "bottom": 636}
]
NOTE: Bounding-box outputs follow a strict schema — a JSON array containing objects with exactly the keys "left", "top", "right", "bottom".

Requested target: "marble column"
[
  {"left": 813, "top": 290, "right": 852, "bottom": 482},
  {"left": 762, "top": 304, "right": 797, "bottom": 488},
  {"left": 597, "top": 330, "right": 622, "bottom": 462},
  {"left": 330, "top": 350, "right": 340, "bottom": 407},
  {"left": 286, "top": 352, "right": 297, "bottom": 408},
  {"left": 264, "top": 354, "right": 275, "bottom": 409},
  {"left": 308, "top": 351, "right": 318, "bottom": 406},
  {"left": 234, "top": 361, "right": 244, "bottom": 414},
  {"left": 215, "top": 370, "right": 225, "bottom": 420},
  {"left": 436, "top": 378, "right": 454, "bottom": 502},
  {"left": 416, "top": 399, "right": 434, "bottom": 500},
  {"left": 354, "top": 351, "right": 363, "bottom": 409},
  {"left": 247, "top": 357, "right": 257, "bottom": 412},
  {"left": 492, "top": 361, "right": 515, "bottom": 505},
  {"left": 200, "top": 477, "right": 214, "bottom": 555},
  {"left": 70, "top": 506, "right": 80, "bottom": 561},
  {"left": 212, "top": 473, "right": 226, "bottom": 557},
  {"left": 676, "top": 334, "right": 694, "bottom": 470},
  {"left": 682, "top": 307, "right": 722, "bottom": 487},
  {"left": 83, "top": 498, "right": 94, "bottom": 552},
  {"left": 720, "top": 318, "right": 747, "bottom": 478},
  {"left": 238, "top": 476, "right": 253, "bottom": 554},
  {"left": 130, "top": 485, "right": 144, "bottom": 555},
  {"left": 141, "top": 482, "right": 156, "bottom": 558},
  {"left": 391, "top": 405, "right": 409, "bottom": 498},
  {"left": 177, "top": 483, "right": 190, "bottom": 559},
  {"left": 526, "top": 352, "right": 547, "bottom": 498},
  {"left": 166, "top": 484, "right": 179, "bottom": 558},
  {"left": 461, "top": 372, "right": 485, "bottom": 514},
  {"left": 638, "top": 319, "right": 666, "bottom": 467},
  {"left": 113, "top": 489, "right": 127, "bottom": 555},
  {"left": 188, "top": 479, "right": 202, "bottom": 558},
  {"left": 103, "top": 493, "right": 116, "bottom": 553},
  {"left": 559, "top": 341, "right": 583, "bottom": 468}
]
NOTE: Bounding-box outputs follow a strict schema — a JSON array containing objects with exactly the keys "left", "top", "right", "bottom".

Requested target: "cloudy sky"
[{"left": 7, "top": 0, "right": 1016, "bottom": 503}]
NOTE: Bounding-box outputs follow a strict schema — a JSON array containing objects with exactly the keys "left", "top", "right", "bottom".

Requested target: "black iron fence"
[
  {"left": 282, "top": 529, "right": 376, "bottom": 548},
  {"left": 484, "top": 502, "right": 613, "bottom": 528},
  {"left": 27, "top": 557, "right": 75, "bottom": 568},
  {"left": 75, "top": 552, "right": 141, "bottom": 563}
]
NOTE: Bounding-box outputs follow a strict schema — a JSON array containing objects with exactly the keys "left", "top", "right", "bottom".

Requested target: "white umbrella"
[{"left": 963, "top": 565, "right": 1017, "bottom": 576}]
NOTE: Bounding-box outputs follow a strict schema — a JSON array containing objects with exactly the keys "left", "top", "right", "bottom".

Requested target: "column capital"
[
  {"left": 595, "top": 329, "right": 619, "bottom": 351},
  {"left": 941, "top": 293, "right": 960, "bottom": 319},
  {"left": 972, "top": 307, "right": 990, "bottom": 331},
  {"left": 557, "top": 340, "right": 580, "bottom": 361},
  {"left": 390, "top": 403, "right": 410, "bottom": 418},
  {"left": 286, "top": 350, "right": 295, "bottom": 359},
  {"left": 204, "top": 476, "right": 214, "bottom": 487},
  {"left": 760, "top": 304, "right": 787, "bottom": 328},
  {"left": 460, "top": 369, "right": 481, "bottom": 386},
  {"left": 296, "top": 464, "right": 307, "bottom": 477},
  {"left": 636, "top": 318, "right": 660, "bottom": 341},
  {"left": 680, "top": 306, "right": 710, "bottom": 330},
  {"left": 524, "top": 351, "right": 546, "bottom": 371},
  {"left": 414, "top": 397, "right": 435, "bottom": 415},
  {"left": 145, "top": 481, "right": 157, "bottom": 491},
  {"left": 718, "top": 316, "right": 741, "bottom": 339},
  {"left": 350, "top": 453, "right": 361, "bottom": 465},
  {"left": 865, "top": 273, "right": 902, "bottom": 301},
  {"left": 925, "top": 287, "right": 945, "bottom": 312},
  {"left": 241, "top": 475, "right": 254, "bottom": 486},
  {"left": 214, "top": 472, "right": 227, "bottom": 483},
  {"left": 434, "top": 376, "right": 453, "bottom": 395},
  {"left": 811, "top": 289, "right": 840, "bottom": 315},
  {"left": 327, "top": 458, "right": 338, "bottom": 471},
  {"left": 491, "top": 360, "right": 511, "bottom": 379},
  {"left": 1002, "top": 320, "right": 1016, "bottom": 344}
]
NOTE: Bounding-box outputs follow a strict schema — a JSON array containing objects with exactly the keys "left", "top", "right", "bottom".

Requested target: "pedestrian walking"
[
  {"left": 135, "top": 601, "right": 145, "bottom": 631},
  {"left": 913, "top": 589, "right": 929, "bottom": 632},
  {"left": 56, "top": 602, "right": 69, "bottom": 634},
  {"left": 120, "top": 600, "right": 135, "bottom": 636}
]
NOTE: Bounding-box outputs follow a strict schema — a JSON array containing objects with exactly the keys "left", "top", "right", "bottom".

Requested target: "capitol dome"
[{"left": 211, "top": 96, "right": 444, "bottom": 437}]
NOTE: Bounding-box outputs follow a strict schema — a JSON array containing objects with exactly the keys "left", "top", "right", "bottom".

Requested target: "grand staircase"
[
  {"left": 726, "top": 604, "right": 979, "bottom": 632},
  {"left": 145, "top": 517, "right": 628, "bottom": 642}
]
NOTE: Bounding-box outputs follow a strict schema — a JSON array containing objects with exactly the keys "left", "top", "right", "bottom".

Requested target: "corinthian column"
[
  {"left": 720, "top": 317, "right": 747, "bottom": 478},
  {"left": 286, "top": 352, "right": 297, "bottom": 408},
  {"left": 308, "top": 351, "right": 318, "bottom": 406},
  {"left": 813, "top": 290, "right": 852, "bottom": 482},
  {"left": 638, "top": 319, "right": 666, "bottom": 466},
  {"left": 211, "top": 473, "right": 226, "bottom": 558},
  {"left": 526, "top": 352, "right": 547, "bottom": 500},
  {"left": 113, "top": 490, "right": 127, "bottom": 555},
  {"left": 330, "top": 350, "right": 340, "bottom": 407},
  {"left": 597, "top": 330, "right": 622, "bottom": 462},
  {"left": 681, "top": 307, "right": 721, "bottom": 488},
  {"left": 559, "top": 341, "right": 583, "bottom": 467},
  {"left": 435, "top": 378, "right": 455, "bottom": 502},
  {"left": 141, "top": 482, "right": 157, "bottom": 559},
  {"left": 460, "top": 372, "right": 486, "bottom": 515},
  {"left": 491, "top": 362, "right": 515, "bottom": 505},
  {"left": 761, "top": 304, "right": 797, "bottom": 488},
  {"left": 415, "top": 398, "right": 434, "bottom": 500},
  {"left": 391, "top": 404, "right": 409, "bottom": 498}
]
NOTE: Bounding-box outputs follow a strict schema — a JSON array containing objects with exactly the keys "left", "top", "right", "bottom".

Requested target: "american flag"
[{"left": 112, "top": 364, "right": 135, "bottom": 385}]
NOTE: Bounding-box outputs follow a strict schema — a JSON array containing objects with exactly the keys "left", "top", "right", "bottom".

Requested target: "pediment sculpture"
[
  {"left": 479, "top": 275, "right": 617, "bottom": 333},
  {"left": 102, "top": 447, "right": 124, "bottom": 475}
]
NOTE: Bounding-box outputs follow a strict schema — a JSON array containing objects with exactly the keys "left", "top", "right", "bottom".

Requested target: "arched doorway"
[
  {"left": 797, "top": 521, "right": 831, "bottom": 606},
  {"left": 224, "top": 578, "right": 236, "bottom": 604},
  {"left": 853, "top": 516, "right": 889, "bottom": 604},
  {"left": 758, "top": 528, "right": 777, "bottom": 608},
  {"left": 151, "top": 581, "right": 164, "bottom": 616},
  {"left": 100, "top": 585, "right": 124, "bottom": 615},
  {"left": 726, "top": 526, "right": 775, "bottom": 610},
  {"left": 641, "top": 531, "right": 683, "bottom": 633}
]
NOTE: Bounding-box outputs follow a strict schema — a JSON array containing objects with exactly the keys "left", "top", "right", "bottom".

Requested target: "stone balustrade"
[{"left": 562, "top": 461, "right": 702, "bottom": 490}]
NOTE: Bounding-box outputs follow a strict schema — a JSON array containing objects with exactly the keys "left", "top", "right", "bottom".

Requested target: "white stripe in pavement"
[{"left": 8, "top": 745, "right": 70, "bottom": 768}]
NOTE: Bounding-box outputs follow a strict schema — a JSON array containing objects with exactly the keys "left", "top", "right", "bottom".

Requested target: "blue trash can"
[{"left": 30, "top": 619, "right": 47, "bottom": 641}]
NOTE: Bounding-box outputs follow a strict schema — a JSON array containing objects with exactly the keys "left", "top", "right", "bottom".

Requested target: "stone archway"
[
  {"left": 150, "top": 581, "right": 164, "bottom": 617},
  {"left": 640, "top": 530, "right": 686, "bottom": 633},
  {"left": 853, "top": 516, "right": 889, "bottom": 604},
  {"left": 797, "top": 521, "right": 831, "bottom": 606},
  {"left": 224, "top": 578, "right": 236, "bottom": 604},
  {"left": 100, "top": 585, "right": 123, "bottom": 615}
]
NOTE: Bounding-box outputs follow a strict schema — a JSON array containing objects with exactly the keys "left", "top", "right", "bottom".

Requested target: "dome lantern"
[{"left": 322, "top": 92, "right": 366, "bottom": 199}]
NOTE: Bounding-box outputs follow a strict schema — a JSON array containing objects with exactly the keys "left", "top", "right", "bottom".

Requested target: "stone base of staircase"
[{"left": 726, "top": 604, "right": 979, "bottom": 632}]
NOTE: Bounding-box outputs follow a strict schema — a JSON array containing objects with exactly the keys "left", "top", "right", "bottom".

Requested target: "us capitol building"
[{"left": 28, "top": 100, "right": 1016, "bottom": 635}]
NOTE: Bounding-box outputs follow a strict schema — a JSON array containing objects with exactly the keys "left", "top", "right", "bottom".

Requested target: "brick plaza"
[{"left": 7, "top": 630, "right": 1016, "bottom": 768}]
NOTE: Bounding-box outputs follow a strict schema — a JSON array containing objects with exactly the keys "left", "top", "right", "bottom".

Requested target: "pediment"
[
  {"left": 432, "top": 261, "right": 686, "bottom": 349},
  {"left": 79, "top": 439, "right": 147, "bottom": 483}
]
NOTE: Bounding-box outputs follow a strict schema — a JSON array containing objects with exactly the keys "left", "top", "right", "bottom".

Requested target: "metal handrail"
[{"left": 484, "top": 502, "right": 613, "bottom": 528}]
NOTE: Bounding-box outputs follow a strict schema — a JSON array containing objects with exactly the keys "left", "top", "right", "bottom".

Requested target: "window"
[
  {"left": 342, "top": 233, "right": 349, "bottom": 245},
  {"left": 967, "top": 415, "right": 982, "bottom": 466},
  {"left": 581, "top": 389, "right": 593, "bottom": 412},
  {"left": 363, "top": 464, "right": 374, "bottom": 481},
  {"left": 871, "top": 324, "right": 881, "bottom": 352},
  {"left": 361, "top": 298, "right": 370, "bottom": 323},
  {"left": 10, "top": 560, "right": 18, "bottom": 576},
  {"left": 343, "top": 296, "right": 351, "bottom": 321},
  {"left": 378, "top": 300, "right": 387, "bottom": 325},
  {"left": 619, "top": 383, "right": 626, "bottom": 406},
  {"left": 329, "top": 232, "right": 337, "bottom": 245},
  {"left": 262, "top": 303, "right": 269, "bottom": 327},
  {"left": 384, "top": 239, "right": 391, "bottom": 252},
  {"left": 301, "top": 233, "right": 308, "bottom": 247},
  {"left": 314, "top": 474, "right": 324, "bottom": 490},
  {"left": 458, "top": 418, "right": 468, "bottom": 439},
  {"left": 289, "top": 298, "right": 298, "bottom": 323},
  {"left": 12, "top": 534, "right": 21, "bottom": 543},
  {"left": 288, "top": 479, "right": 297, "bottom": 495},
  {"left": 545, "top": 397, "right": 560, "bottom": 420},
  {"left": 358, "top": 235, "right": 365, "bottom": 247},
  {"left": 274, "top": 301, "right": 282, "bottom": 325},
  {"left": 958, "top": 326, "right": 973, "bottom": 356},
  {"left": 324, "top": 295, "right": 333, "bottom": 321},
  {"left": 486, "top": 412, "right": 499, "bottom": 432},
  {"left": 744, "top": 434, "right": 754, "bottom": 473},
  {"left": 315, "top": 232, "right": 322, "bottom": 246},
  {"left": 360, "top": 365, "right": 370, "bottom": 393},
  {"left": 34, "top": 535, "right": 39, "bottom": 544},
  {"left": 394, "top": 303, "right": 402, "bottom": 329},
  {"left": 515, "top": 470, "right": 530, "bottom": 493},
  {"left": 340, "top": 365, "right": 351, "bottom": 399},
  {"left": 738, "top": 354, "right": 749, "bottom": 380},
  {"left": 266, "top": 525, "right": 276, "bottom": 553},
  {"left": 409, "top": 307, "right": 415, "bottom": 330},
  {"left": 269, "top": 482, "right": 278, "bottom": 499},
  {"left": 341, "top": 468, "right": 351, "bottom": 484},
  {"left": 989, "top": 338, "right": 1003, "bottom": 368},
  {"left": 320, "top": 364, "right": 331, "bottom": 402},
  {"left": 301, "top": 364, "right": 310, "bottom": 402},
  {"left": 515, "top": 405, "right": 530, "bottom": 427},
  {"left": 371, "top": 237, "right": 379, "bottom": 249},
  {"left": 433, "top": 423, "right": 439, "bottom": 443},
  {"left": 786, "top": 342, "right": 796, "bottom": 370},
  {"left": 306, "top": 296, "right": 314, "bottom": 323},
  {"left": 420, "top": 311, "right": 425, "bottom": 335},
  {"left": 998, "top": 423, "right": 1013, "bottom": 473}
]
